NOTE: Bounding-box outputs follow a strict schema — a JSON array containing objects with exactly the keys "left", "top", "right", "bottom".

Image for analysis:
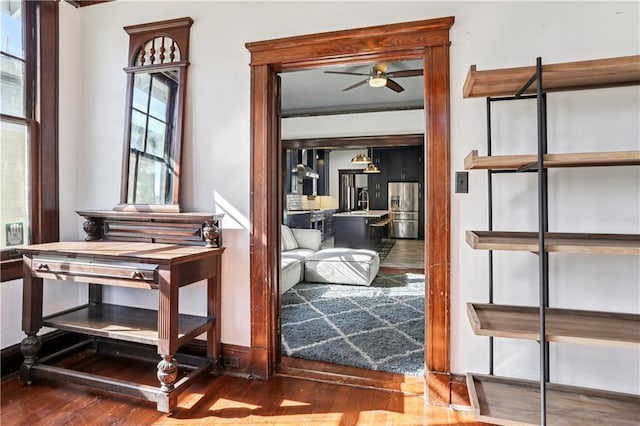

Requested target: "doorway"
[
  {"left": 246, "top": 16, "right": 453, "bottom": 404},
  {"left": 280, "top": 135, "right": 427, "bottom": 376}
]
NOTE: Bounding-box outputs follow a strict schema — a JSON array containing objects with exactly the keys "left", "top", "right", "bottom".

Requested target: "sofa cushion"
[
  {"left": 290, "top": 228, "right": 321, "bottom": 251},
  {"left": 304, "top": 248, "right": 380, "bottom": 286},
  {"left": 281, "top": 225, "right": 298, "bottom": 251},
  {"left": 281, "top": 248, "right": 315, "bottom": 262},
  {"left": 281, "top": 257, "right": 303, "bottom": 294}
]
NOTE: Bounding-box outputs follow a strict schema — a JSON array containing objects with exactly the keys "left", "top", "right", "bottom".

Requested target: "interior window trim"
[{"left": 1, "top": 1, "right": 58, "bottom": 282}]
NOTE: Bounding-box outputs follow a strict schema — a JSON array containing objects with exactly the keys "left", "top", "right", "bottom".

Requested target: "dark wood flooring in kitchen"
[{"left": 0, "top": 351, "right": 484, "bottom": 425}]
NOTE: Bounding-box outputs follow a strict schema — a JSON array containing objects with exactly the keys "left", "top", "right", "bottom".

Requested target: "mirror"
[{"left": 115, "top": 17, "right": 193, "bottom": 213}]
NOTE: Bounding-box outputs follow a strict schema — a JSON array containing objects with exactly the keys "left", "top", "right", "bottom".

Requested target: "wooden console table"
[{"left": 19, "top": 241, "right": 225, "bottom": 413}]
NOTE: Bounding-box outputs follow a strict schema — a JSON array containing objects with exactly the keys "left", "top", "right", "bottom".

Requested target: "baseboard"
[{"left": 1, "top": 331, "right": 253, "bottom": 379}]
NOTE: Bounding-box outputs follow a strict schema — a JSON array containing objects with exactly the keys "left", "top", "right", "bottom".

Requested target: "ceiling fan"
[{"left": 324, "top": 63, "right": 423, "bottom": 93}]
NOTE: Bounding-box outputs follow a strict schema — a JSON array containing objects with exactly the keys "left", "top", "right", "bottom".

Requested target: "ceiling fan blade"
[
  {"left": 324, "top": 70, "right": 369, "bottom": 76},
  {"left": 386, "top": 69, "right": 423, "bottom": 78},
  {"left": 342, "top": 79, "right": 369, "bottom": 91},
  {"left": 385, "top": 78, "right": 404, "bottom": 93}
]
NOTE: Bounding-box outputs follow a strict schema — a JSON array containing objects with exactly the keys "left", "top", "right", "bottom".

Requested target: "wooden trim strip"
[
  {"left": 246, "top": 17, "right": 454, "bottom": 68},
  {"left": 282, "top": 134, "right": 424, "bottom": 150}
]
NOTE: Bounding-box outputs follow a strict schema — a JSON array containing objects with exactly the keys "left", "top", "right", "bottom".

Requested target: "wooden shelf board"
[
  {"left": 463, "top": 55, "right": 640, "bottom": 98},
  {"left": 464, "top": 150, "right": 640, "bottom": 170},
  {"left": 43, "top": 304, "right": 211, "bottom": 347},
  {"left": 465, "top": 231, "right": 640, "bottom": 255},
  {"left": 467, "top": 373, "right": 640, "bottom": 426},
  {"left": 467, "top": 303, "right": 640, "bottom": 349}
]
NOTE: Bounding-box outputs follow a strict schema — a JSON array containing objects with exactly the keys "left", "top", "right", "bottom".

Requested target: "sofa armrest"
[{"left": 291, "top": 228, "right": 322, "bottom": 251}]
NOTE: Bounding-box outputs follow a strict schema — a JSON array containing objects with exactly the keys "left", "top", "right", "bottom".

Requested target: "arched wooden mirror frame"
[
  {"left": 246, "top": 16, "right": 453, "bottom": 405},
  {"left": 116, "top": 17, "right": 193, "bottom": 213}
]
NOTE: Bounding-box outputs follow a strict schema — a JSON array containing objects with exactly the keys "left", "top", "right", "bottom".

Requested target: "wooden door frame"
[{"left": 245, "top": 16, "right": 453, "bottom": 405}]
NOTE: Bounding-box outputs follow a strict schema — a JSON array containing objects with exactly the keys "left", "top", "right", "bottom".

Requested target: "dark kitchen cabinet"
[
  {"left": 386, "top": 146, "right": 422, "bottom": 182},
  {"left": 323, "top": 209, "right": 336, "bottom": 239},
  {"left": 369, "top": 146, "right": 424, "bottom": 210},
  {"left": 368, "top": 152, "right": 387, "bottom": 210},
  {"left": 307, "top": 150, "right": 332, "bottom": 196},
  {"left": 284, "top": 212, "right": 311, "bottom": 229}
]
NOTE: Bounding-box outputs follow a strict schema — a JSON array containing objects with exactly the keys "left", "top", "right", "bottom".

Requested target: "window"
[{"left": 0, "top": 1, "right": 58, "bottom": 282}]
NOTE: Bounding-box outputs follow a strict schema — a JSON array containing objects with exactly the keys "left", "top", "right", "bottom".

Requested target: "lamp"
[
  {"left": 363, "top": 163, "right": 381, "bottom": 174},
  {"left": 362, "top": 147, "right": 381, "bottom": 174},
  {"left": 368, "top": 69, "right": 387, "bottom": 88},
  {"left": 351, "top": 151, "right": 371, "bottom": 164}
]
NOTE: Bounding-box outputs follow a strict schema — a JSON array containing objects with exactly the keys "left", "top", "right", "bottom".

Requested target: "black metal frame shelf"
[{"left": 463, "top": 55, "right": 640, "bottom": 425}]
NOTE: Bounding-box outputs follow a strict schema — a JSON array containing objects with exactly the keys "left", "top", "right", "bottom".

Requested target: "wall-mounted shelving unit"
[{"left": 462, "top": 55, "right": 640, "bottom": 425}]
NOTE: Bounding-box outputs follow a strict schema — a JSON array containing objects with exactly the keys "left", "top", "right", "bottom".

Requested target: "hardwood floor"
[
  {"left": 381, "top": 238, "right": 425, "bottom": 271},
  {"left": 1, "top": 351, "right": 484, "bottom": 425}
]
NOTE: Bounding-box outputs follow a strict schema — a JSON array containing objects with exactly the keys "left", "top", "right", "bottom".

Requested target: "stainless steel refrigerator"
[{"left": 388, "top": 182, "right": 419, "bottom": 238}]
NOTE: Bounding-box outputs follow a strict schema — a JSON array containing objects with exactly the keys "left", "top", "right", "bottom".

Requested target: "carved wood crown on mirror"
[{"left": 78, "top": 17, "right": 224, "bottom": 249}]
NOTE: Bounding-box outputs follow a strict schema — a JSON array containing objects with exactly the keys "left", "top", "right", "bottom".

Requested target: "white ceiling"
[{"left": 280, "top": 59, "right": 425, "bottom": 116}]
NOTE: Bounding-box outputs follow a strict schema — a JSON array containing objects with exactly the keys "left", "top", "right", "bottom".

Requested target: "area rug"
[{"left": 281, "top": 272, "right": 425, "bottom": 376}]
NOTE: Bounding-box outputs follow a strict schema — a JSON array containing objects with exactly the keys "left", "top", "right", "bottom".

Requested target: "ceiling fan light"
[
  {"left": 368, "top": 76, "right": 387, "bottom": 88},
  {"left": 363, "top": 163, "right": 381, "bottom": 174},
  {"left": 351, "top": 152, "right": 372, "bottom": 164}
]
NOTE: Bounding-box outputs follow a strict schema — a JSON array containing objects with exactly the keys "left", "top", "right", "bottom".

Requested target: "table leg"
[
  {"left": 156, "top": 354, "right": 178, "bottom": 413},
  {"left": 156, "top": 268, "right": 179, "bottom": 412},
  {"left": 207, "top": 257, "right": 222, "bottom": 372},
  {"left": 20, "top": 257, "right": 43, "bottom": 385}
]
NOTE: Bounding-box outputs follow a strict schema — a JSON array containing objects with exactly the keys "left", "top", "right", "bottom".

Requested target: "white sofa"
[
  {"left": 281, "top": 225, "right": 322, "bottom": 294},
  {"left": 305, "top": 248, "right": 379, "bottom": 286}
]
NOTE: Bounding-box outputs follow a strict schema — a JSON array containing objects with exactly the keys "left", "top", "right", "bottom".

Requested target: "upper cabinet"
[
  {"left": 315, "top": 149, "right": 330, "bottom": 196},
  {"left": 385, "top": 146, "right": 423, "bottom": 182}
]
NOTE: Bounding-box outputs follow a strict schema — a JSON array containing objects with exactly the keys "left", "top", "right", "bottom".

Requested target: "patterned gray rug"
[{"left": 281, "top": 272, "right": 425, "bottom": 376}]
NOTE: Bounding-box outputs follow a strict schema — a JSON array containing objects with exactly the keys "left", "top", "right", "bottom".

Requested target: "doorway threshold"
[{"left": 277, "top": 356, "right": 425, "bottom": 396}]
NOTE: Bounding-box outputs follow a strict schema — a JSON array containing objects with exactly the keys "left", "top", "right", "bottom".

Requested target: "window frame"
[{"left": 1, "top": 1, "right": 59, "bottom": 282}]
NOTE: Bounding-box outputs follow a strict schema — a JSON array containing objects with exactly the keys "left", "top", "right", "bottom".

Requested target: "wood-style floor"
[
  {"left": 0, "top": 352, "right": 484, "bottom": 426},
  {"left": 381, "top": 239, "right": 425, "bottom": 271}
]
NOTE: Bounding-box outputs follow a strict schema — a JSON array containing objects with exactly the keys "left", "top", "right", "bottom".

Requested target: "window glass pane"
[
  {"left": 0, "top": 1, "right": 23, "bottom": 58},
  {"left": 146, "top": 117, "right": 166, "bottom": 157},
  {"left": 135, "top": 156, "right": 168, "bottom": 205},
  {"left": 149, "top": 76, "right": 169, "bottom": 120},
  {"left": 0, "top": 55, "right": 25, "bottom": 116},
  {"left": 133, "top": 73, "right": 150, "bottom": 112},
  {"left": 1, "top": 120, "right": 29, "bottom": 248},
  {"left": 130, "top": 109, "right": 146, "bottom": 151}
]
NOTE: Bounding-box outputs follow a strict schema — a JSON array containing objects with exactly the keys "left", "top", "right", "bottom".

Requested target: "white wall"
[
  {"left": 0, "top": 2, "right": 86, "bottom": 348},
  {"left": 282, "top": 109, "right": 425, "bottom": 139},
  {"left": 3, "top": 1, "right": 638, "bottom": 396}
]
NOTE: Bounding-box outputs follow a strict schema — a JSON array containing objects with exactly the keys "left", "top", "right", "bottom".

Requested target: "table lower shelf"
[
  {"left": 43, "top": 303, "right": 213, "bottom": 348},
  {"left": 467, "top": 373, "right": 640, "bottom": 426}
]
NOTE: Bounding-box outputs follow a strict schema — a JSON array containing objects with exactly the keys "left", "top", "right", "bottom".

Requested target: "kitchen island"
[{"left": 333, "top": 210, "right": 390, "bottom": 250}]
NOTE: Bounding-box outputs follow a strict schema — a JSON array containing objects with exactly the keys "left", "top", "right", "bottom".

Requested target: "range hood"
[
  {"left": 292, "top": 163, "right": 319, "bottom": 179},
  {"left": 292, "top": 149, "right": 319, "bottom": 179}
]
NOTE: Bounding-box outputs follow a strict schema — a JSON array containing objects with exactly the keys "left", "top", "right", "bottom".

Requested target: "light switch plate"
[{"left": 455, "top": 172, "right": 468, "bottom": 193}]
